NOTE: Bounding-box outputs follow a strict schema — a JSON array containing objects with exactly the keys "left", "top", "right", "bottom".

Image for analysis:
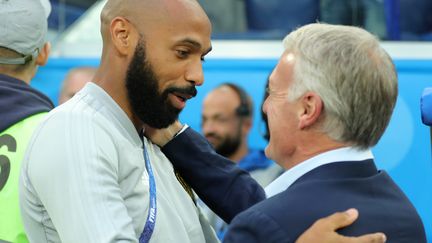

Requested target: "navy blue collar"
[{"left": 0, "top": 74, "right": 53, "bottom": 132}]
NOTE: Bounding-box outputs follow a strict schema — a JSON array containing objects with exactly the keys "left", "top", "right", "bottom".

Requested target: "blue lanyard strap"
[{"left": 139, "top": 141, "right": 157, "bottom": 243}]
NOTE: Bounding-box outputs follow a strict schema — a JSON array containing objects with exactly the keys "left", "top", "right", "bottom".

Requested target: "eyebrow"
[{"left": 179, "top": 38, "right": 212, "bottom": 55}]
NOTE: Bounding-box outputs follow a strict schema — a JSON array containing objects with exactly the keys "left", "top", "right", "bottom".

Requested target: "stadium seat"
[
  {"left": 421, "top": 87, "right": 432, "bottom": 155},
  {"left": 48, "top": 2, "right": 86, "bottom": 30},
  {"left": 244, "top": 0, "right": 320, "bottom": 39},
  {"left": 384, "top": 0, "right": 400, "bottom": 40},
  {"left": 386, "top": 0, "right": 432, "bottom": 40},
  {"left": 421, "top": 88, "right": 432, "bottom": 126}
]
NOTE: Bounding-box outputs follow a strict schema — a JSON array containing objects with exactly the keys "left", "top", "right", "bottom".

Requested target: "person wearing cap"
[{"left": 0, "top": 0, "right": 53, "bottom": 242}]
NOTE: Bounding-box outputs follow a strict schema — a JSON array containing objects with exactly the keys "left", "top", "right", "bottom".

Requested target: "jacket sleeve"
[
  {"left": 161, "top": 127, "right": 265, "bottom": 223},
  {"left": 223, "top": 209, "right": 291, "bottom": 243}
]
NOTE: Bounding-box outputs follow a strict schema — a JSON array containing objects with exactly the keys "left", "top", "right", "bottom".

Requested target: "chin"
[{"left": 264, "top": 145, "right": 272, "bottom": 159}]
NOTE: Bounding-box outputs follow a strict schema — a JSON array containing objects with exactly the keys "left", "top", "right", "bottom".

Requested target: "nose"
[
  {"left": 262, "top": 97, "right": 269, "bottom": 115},
  {"left": 185, "top": 60, "right": 204, "bottom": 86},
  {"left": 201, "top": 118, "right": 216, "bottom": 135},
  {"left": 201, "top": 120, "right": 212, "bottom": 135}
]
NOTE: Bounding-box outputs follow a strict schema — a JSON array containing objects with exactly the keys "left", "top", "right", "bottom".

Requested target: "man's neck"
[
  {"left": 92, "top": 63, "right": 144, "bottom": 132},
  {"left": 229, "top": 142, "right": 249, "bottom": 163},
  {"left": 281, "top": 136, "right": 347, "bottom": 170}
]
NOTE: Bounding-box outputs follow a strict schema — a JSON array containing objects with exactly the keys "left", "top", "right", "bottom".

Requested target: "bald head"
[
  {"left": 205, "top": 86, "right": 244, "bottom": 116},
  {"left": 59, "top": 67, "right": 96, "bottom": 104},
  {"left": 204, "top": 87, "right": 237, "bottom": 115},
  {"left": 100, "top": 0, "right": 209, "bottom": 43}
]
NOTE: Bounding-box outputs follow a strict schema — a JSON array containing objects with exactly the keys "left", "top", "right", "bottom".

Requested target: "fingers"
[
  {"left": 318, "top": 209, "right": 386, "bottom": 242},
  {"left": 352, "top": 233, "right": 386, "bottom": 243},
  {"left": 319, "top": 208, "right": 359, "bottom": 230},
  {"left": 295, "top": 209, "right": 387, "bottom": 243},
  {"left": 143, "top": 120, "right": 183, "bottom": 147}
]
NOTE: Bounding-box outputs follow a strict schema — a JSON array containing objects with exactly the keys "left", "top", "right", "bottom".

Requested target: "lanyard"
[{"left": 139, "top": 141, "right": 157, "bottom": 243}]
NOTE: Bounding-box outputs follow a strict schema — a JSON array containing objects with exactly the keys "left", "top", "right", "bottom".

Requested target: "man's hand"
[
  {"left": 296, "top": 209, "right": 386, "bottom": 243},
  {"left": 143, "top": 120, "right": 183, "bottom": 147}
]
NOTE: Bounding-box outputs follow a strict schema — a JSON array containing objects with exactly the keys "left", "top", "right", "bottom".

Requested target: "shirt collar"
[
  {"left": 82, "top": 82, "right": 142, "bottom": 146},
  {"left": 264, "top": 147, "right": 373, "bottom": 198}
]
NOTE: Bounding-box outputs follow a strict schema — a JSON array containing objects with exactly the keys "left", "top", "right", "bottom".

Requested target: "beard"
[
  {"left": 126, "top": 39, "right": 197, "bottom": 128},
  {"left": 206, "top": 128, "right": 242, "bottom": 158}
]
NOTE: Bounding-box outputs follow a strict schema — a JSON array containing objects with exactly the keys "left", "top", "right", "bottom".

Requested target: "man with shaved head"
[
  {"left": 20, "top": 0, "right": 216, "bottom": 242},
  {"left": 19, "top": 1, "right": 388, "bottom": 243}
]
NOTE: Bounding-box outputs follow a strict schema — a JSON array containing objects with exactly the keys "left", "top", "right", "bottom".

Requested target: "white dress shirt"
[{"left": 265, "top": 147, "right": 374, "bottom": 198}]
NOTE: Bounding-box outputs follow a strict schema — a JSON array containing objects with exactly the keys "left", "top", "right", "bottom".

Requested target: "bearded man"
[{"left": 19, "top": 0, "right": 218, "bottom": 242}]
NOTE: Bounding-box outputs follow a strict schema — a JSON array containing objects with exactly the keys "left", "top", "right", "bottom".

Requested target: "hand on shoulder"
[
  {"left": 143, "top": 120, "right": 184, "bottom": 147},
  {"left": 296, "top": 209, "right": 386, "bottom": 243}
]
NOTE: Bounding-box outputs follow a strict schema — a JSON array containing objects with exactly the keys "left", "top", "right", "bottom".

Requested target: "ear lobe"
[
  {"left": 298, "top": 92, "right": 323, "bottom": 129},
  {"left": 36, "top": 42, "right": 51, "bottom": 66},
  {"left": 241, "top": 117, "right": 253, "bottom": 134},
  {"left": 110, "top": 17, "right": 135, "bottom": 56}
]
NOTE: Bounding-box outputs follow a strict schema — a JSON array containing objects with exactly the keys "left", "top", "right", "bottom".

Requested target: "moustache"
[
  {"left": 205, "top": 132, "right": 221, "bottom": 140},
  {"left": 164, "top": 85, "right": 197, "bottom": 98}
]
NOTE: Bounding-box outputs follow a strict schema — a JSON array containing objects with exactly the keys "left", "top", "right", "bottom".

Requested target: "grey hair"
[{"left": 282, "top": 23, "right": 398, "bottom": 149}]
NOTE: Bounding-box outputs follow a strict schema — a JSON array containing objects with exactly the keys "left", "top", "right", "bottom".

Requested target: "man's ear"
[
  {"left": 241, "top": 117, "right": 253, "bottom": 136},
  {"left": 110, "top": 17, "right": 136, "bottom": 56},
  {"left": 36, "top": 42, "right": 51, "bottom": 66},
  {"left": 298, "top": 92, "right": 323, "bottom": 129}
]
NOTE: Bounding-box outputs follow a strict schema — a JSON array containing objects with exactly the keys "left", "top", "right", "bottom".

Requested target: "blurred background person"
[
  {"left": 202, "top": 83, "right": 283, "bottom": 185},
  {"left": 200, "top": 82, "right": 283, "bottom": 239},
  {"left": 0, "top": 0, "right": 53, "bottom": 242},
  {"left": 58, "top": 66, "right": 96, "bottom": 104}
]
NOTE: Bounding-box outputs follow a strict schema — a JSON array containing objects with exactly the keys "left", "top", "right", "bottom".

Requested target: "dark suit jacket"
[{"left": 162, "top": 128, "right": 426, "bottom": 243}]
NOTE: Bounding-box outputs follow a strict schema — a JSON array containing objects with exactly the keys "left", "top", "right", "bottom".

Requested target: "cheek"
[
  {"left": 266, "top": 104, "right": 282, "bottom": 130},
  {"left": 266, "top": 108, "right": 291, "bottom": 146},
  {"left": 149, "top": 62, "right": 182, "bottom": 89},
  {"left": 218, "top": 124, "right": 235, "bottom": 137},
  {"left": 204, "top": 123, "right": 224, "bottom": 135}
]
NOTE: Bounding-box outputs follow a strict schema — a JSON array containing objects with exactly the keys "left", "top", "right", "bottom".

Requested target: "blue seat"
[
  {"left": 421, "top": 88, "right": 432, "bottom": 126},
  {"left": 421, "top": 87, "right": 432, "bottom": 156},
  {"left": 384, "top": 0, "right": 400, "bottom": 40},
  {"left": 244, "top": 0, "right": 320, "bottom": 39},
  {"left": 385, "top": 0, "right": 432, "bottom": 40}
]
